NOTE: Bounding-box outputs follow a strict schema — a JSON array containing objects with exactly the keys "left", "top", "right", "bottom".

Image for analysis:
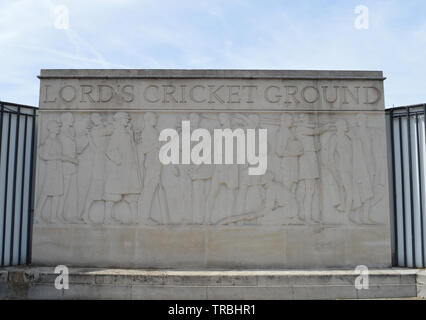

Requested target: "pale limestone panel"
[
  {"left": 205, "top": 227, "right": 286, "bottom": 268},
  {"left": 134, "top": 227, "right": 205, "bottom": 268},
  {"left": 33, "top": 69, "right": 392, "bottom": 269}
]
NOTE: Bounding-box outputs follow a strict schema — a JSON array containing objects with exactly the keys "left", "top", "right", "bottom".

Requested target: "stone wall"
[{"left": 33, "top": 69, "right": 391, "bottom": 269}]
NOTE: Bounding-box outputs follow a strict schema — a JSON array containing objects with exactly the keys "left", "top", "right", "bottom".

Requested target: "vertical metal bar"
[
  {"left": 415, "top": 113, "right": 425, "bottom": 267},
  {"left": 423, "top": 104, "right": 426, "bottom": 267},
  {"left": 18, "top": 115, "right": 28, "bottom": 265},
  {"left": 26, "top": 108, "right": 36, "bottom": 264},
  {"left": 0, "top": 103, "right": 3, "bottom": 266},
  {"left": 1, "top": 112, "right": 11, "bottom": 266},
  {"left": 389, "top": 110, "right": 398, "bottom": 265},
  {"left": 407, "top": 107, "right": 416, "bottom": 266},
  {"left": 10, "top": 107, "right": 20, "bottom": 264},
  {"left": 399, "top": 116, "right": 407, "bottom": 266},
  {"left": 0, "top": 103, "right": 3, "bottom": 162}
]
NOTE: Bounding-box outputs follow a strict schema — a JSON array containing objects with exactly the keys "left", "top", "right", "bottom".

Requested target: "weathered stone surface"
[
  {"left": 0, "top": 267, "right": 421, "bottom": 300},
  {"left": 417, "top": 270, "right": 426, "bottom": 299},
  {"left": 33, "top": 69, "right": 391, "bottom": 269}
]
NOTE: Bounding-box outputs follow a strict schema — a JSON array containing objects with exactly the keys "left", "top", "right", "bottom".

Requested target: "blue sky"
[{"left": 0, "top": 0, "right": 425, "bottom": 107}]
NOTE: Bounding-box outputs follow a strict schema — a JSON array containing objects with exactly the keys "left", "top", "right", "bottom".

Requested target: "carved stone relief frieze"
[
  {"left": 32, "top": 70, "right": 391, "bottom": 269},
  {"left": 35, "top": 111, "right": 387, "bottom": 227}
]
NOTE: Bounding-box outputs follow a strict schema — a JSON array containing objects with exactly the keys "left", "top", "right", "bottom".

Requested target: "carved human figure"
[
  {"left": 328, "top": 119, "right": 353, "bottom": 218},
  {"left": 189, "top": 166, "right": 212, "bottom": 224},
  {"left": 351, "top": 114, "right": 375, "bottom": 224},
  {"left": 205, "top": 113, "right": 239, "bottom": 224},
  {"left": 139, "top": 112, "right": 168, "bottom": 224},
  {"left": 81, "top": 113, "right": 113, "bottom": 223},
  {"left": 75, "top": 119, "right": 92, "bottom": 218},
  {"left": 36, "top": 120, "right": 65, "bottom": 223},
  {"left": 186, "top": 113, "right": 212, "bottom": 224},
  {"left": 275, "top": 114, "right": 304, "bottom": 194},
  {"left": 294, "top": 114, "right": 331, "bottom": 223},
  {"left": 235, "top": 114, "right": 264, "bottom": 214},
  {"left": 259, "top": 171, "right": 299, "bottom": 224},
  {"left": 159, "top": 116, "right": 187, "bottom": 224},
  {"left": 161, "top": 162, "right": 182, "bottom": 224},
  {"left": 104, "top": 112, "right": 141, "bottom": 224},
  {"left": 263, "top": 171, "right": 288, "bottom": 213},
  {"left": 175, "top": 116, "right": 193, "bottom": 223},
  {"left": 58, "top": 112, "right": 79, "bottom": 223},
  {"left": 222, "top": 169, "right": 297, "bottom": 226}
]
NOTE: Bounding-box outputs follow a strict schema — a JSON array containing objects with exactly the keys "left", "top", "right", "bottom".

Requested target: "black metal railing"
[
  {"left": 0, "top": 101, "right": 37, "bottom": 266},
  {"left": 387, "top": 104, "right": 425, "bottom": 268}
]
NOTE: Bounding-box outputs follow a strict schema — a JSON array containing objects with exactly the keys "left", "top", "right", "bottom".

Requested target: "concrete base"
[
  {"left": 32, "top": 225, "right": 392, "bottom": 269},
  {"left": 1, "top": 267, "right": 424, "bottom": 300},
  {"left": 417, "top": 271, "right": 426, "bottom": 299}
]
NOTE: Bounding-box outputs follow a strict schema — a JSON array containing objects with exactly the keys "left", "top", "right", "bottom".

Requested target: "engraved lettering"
[
  {"left": 179, "top": 85, "right": 187, "bottom": 103},
  {"left": 162, "top": 85, "right": 178, "bottom": 103},
  {"left": 242, "top": 85, "right": 257, "bottom": 103},
  {"left": 301, "top": 86, "right": 320, "bottom": 103},
  {"left": 364, "top": 86, "right": 381, "bottom": 104},
  {"left": 80, "top": 85, "right": 96, "bottom": 103},
  {"left": 227, "top": 85, "right": 241, "bottom": 103},
  {"left": 121, "top": 85, "right": 134, "bottom": 102},
  {"left": 189, "top": 85, "right": 206, "bottom": 103},
  {"left": 208, "top": 85, "right": 225, "bottom": 104},
  {"left": 98, "top": 85, "right": 114, "bottom": 103},
  {"left": 342, "top": 86, "right": 360, "bottom": 104},
  {"left": 322, "top": 86, "right": 339, "bottom": 104},
  {"left": 59, "top": 85, "right": 76, "bottom": 102},
  {"left": 264, "top": 85, "right": 281, "bottom": 103},
  {"left": 43, "top": 85, "right": 56, "bottom": 103},
  {"left": 144, "top": 85, "right": 160, "bottom": 103},
  {"left": 284, "top": 86, "right": 300, "bottom": 104}
]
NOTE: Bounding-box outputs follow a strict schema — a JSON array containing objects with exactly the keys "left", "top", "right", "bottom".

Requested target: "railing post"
[
  {"left": 26, "top": 107, "right": 37, "bottom": 264},
  {"left": 1, "top": 109, "right": 11, "bottom": 266},
  {"left": 415, "top": 111, "right": 425, "bottom": 267},
  {"left": 387, "top": 109, "right": 397, "bottom": 266},
  {"left": 18, "top": 115, "right": 28, "bottom": 265},
  {"left": 0, "top": 101, "right": 37, "bottom": 267}
]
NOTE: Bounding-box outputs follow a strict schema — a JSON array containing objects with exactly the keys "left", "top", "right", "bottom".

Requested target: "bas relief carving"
[{"left": 35, "top": 111, "right": 387, "bottom": 227}]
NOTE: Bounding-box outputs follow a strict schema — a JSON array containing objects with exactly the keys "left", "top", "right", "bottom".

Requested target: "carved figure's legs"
[
  {"left": 157, "top": 185, "right": 169, "bottom": 224},
  {"left": 141, "top": 183, "right": 158, "bottom": 223},
  {"left": 297, "top": 178, "right": 318, "bottom": 223},
  {"left": 36, "top": 192, "right": 49, "bottom": 223},
  {"left": 104, "top": 194, "right": 121, "bottom": 225},
  {"left": 226, "top": 188, "right": 236, "bottom": 217},
  {"left": 361, "top": 199, "right": 373, "bottom": 224},
  {"left": 192, "top": 180, "right": 206, "bottom": 224},
  {"left": 206, "top": 181, "right": 221, "bottom": 224},
  {"left": 296, "top": 180, "right": 306, "bottom": 221},
  {"left": 124, "top": 194, "right": 139, "bottom": 224},
  {"left": 235, "top": 184, "right": 248, "bottom": 214}
]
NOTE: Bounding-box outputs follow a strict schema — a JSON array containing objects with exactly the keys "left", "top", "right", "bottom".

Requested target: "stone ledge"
[
  {"left": 0, "top": 267, "right": 423, "bottom": 300},
  {"left": 417, "top": 270, "right": 426, "bottom": 299},
  {"left": 38, "top": 69, "right": 385, "bottom": 80}
]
